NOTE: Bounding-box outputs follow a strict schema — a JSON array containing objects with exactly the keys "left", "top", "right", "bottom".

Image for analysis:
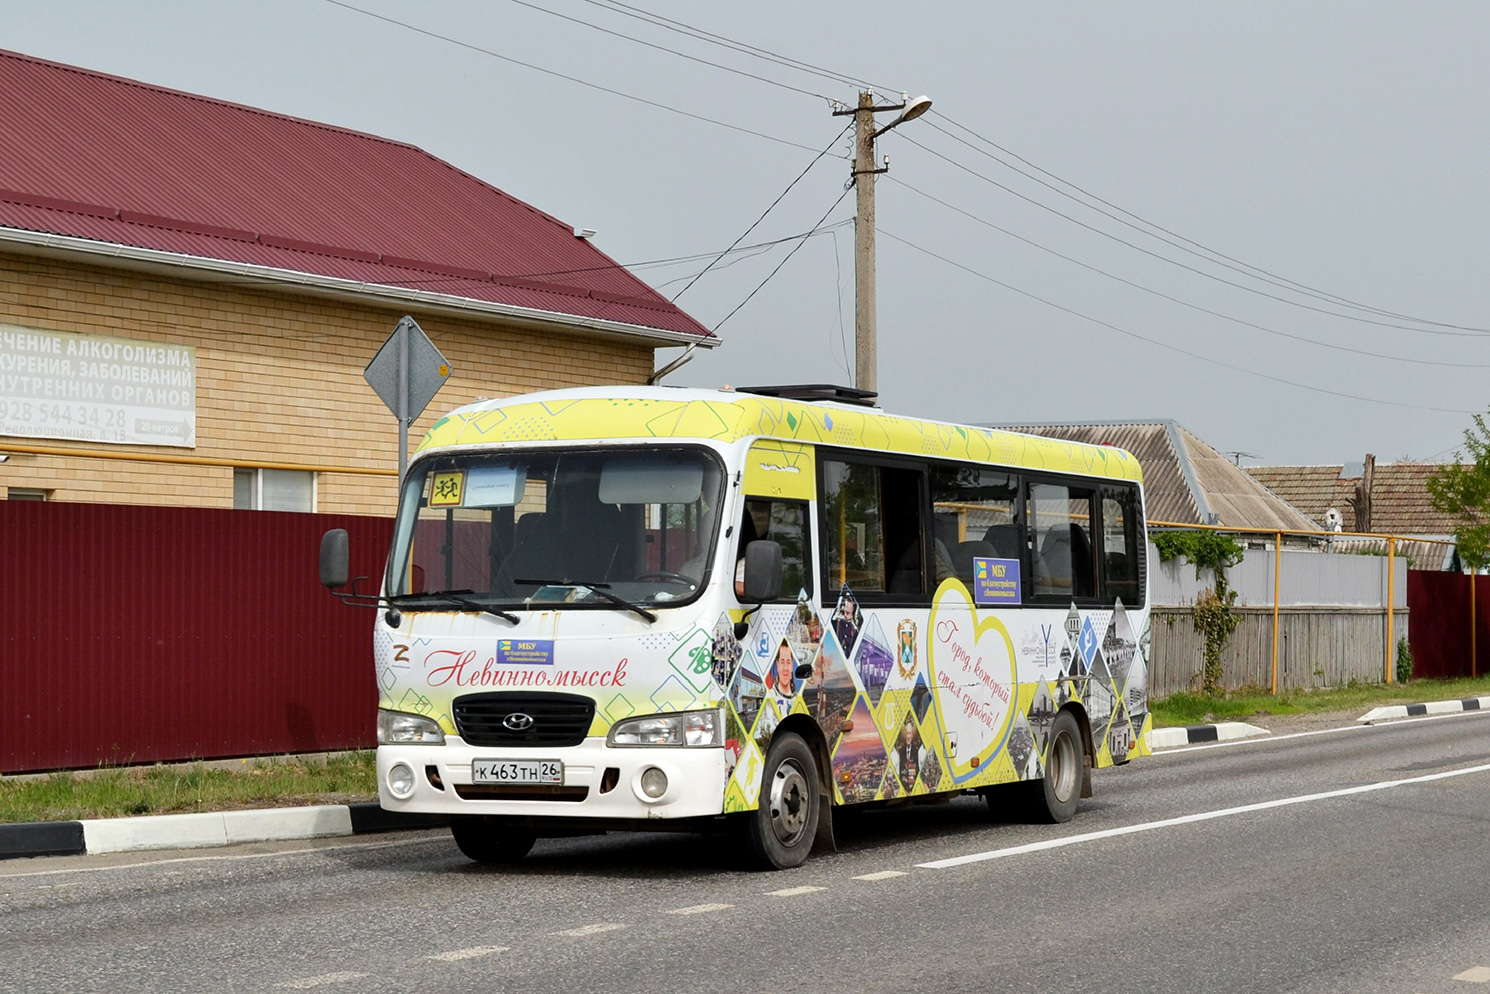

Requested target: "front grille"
[{"left": 452, "top": 692, "right": 596, "bottom": 747}]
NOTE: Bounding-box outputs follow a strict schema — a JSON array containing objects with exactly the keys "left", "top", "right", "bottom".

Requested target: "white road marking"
[
  {"left": 552, "top": 923, "right": 626, "bottom": 937},
  {"left": 0, "top": 835, "right": 447, "bottom": 880},
  {"left": 767, "top": 885, "right": 826, "bottom": 897},
  {"left": 853, "top": 870, "right": 907, "bottom": 881},
  {"left": 667, "top": 903, "right": 733, "bottom": 915},
  {"left": 919, "top": 760, "right": 1490, "bottom": 869},
  {"left": 277, "top": 972, "right": 368, "bottom": 989},
  {"left": 1154, "top": 707, "right": 1490, "bottom": 756},
  {"left": 425, "top": 946, "right": 508, "bottom": 962},
  {"left": 1454, "top": 966, "right": 1490, "bottom": 982}
]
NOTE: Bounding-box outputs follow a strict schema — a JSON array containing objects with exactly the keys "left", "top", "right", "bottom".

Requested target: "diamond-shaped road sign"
[
  {"left": 363, "top": 316, "right": 452, "bottom": 479},
  {"left": 364, "top": 316, "right": 452, "bottom": 422}
]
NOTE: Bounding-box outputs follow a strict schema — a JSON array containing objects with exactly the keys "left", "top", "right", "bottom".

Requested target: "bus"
[{"left": 320, "top": 384, "right": 1151, "bottom": 869}]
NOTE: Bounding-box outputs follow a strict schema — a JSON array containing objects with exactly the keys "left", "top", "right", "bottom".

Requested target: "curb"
[
  {"left": 1149, "top": 722, "right": 1271, "bottom": 749},
  {"left": 1358, "top": 696, "right": 1489, "bottom": 724},
  {"left": 0, "top": 802, "right": 447, "bottom": 862}
]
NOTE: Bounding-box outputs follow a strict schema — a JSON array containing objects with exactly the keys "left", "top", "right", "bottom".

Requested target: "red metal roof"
[{"left": 0, "top": 49, "right": 712, "bottom": 339}]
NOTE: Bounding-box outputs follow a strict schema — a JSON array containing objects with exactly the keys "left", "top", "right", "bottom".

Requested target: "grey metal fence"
[{"left": 1147, "top": 543, "right": 1406, "bottom": 696}]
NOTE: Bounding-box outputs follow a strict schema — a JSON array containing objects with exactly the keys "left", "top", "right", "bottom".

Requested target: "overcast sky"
[{"left": 7, "top": 0, "right": 1490, "bottom": 466}]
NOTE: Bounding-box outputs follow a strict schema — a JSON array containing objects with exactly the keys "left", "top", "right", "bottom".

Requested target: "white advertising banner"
[{"left": 0, "top": 324, "right": 196, "bottom": 447}]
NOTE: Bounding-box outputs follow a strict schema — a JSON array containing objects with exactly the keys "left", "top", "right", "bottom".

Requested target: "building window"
[
  {"left": 234, "top": 468, "right": 315, "bottom": 512},
  {"left": 7, "top": 487, "right": 49, "bottom": 501}
]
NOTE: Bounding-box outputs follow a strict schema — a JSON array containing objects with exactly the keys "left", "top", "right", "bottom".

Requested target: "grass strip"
[
  {"left": 1152, "top": 676, "right": 1490, "bottom": 727},
  {"left": 0, "top": 752, "right": 376, "bottom": 824}
]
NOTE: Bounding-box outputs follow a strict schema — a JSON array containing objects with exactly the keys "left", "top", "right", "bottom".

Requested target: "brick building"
[{"left": 0, "top": 50, "right": 714, "bottom": 514}]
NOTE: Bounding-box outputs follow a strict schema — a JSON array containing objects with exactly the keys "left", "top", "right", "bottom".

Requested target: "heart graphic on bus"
[{"left": 926, "top": 578, "right": 1018, "bottom": 783}]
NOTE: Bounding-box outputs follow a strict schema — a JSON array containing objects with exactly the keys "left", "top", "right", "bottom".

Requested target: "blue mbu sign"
[
  {"left": 497, "top": 639, "right": 555, "bottom": 666},
  {"left": 973, "top": 557, "right": 1021, "bottom": 605}
]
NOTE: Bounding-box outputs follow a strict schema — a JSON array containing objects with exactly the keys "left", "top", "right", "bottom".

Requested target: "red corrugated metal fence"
[
  {"left": 1, "top": 500, "right": 392, "bottom": 773},
  {"left": 1407, "top": 570, "right": 1490, "bottom": 680}
]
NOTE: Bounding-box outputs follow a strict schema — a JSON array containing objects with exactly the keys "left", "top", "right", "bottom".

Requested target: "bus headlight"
[
  {"left": 378, "top": 709, "right": 446, "bottom": 745},
  {"left": 607, "top": 709, "right": 722, "bottom": 747}
]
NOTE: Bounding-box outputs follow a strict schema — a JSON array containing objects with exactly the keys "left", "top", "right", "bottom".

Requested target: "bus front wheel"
[
  {"left": 1024, "top": 710, "right": 1084, "bottom": 823},
  {"left": 745, "top": 732, "right": 821, "bottom": 870},
  {"left": 450, "top": 816, "right": 537, "bottom": 865}
]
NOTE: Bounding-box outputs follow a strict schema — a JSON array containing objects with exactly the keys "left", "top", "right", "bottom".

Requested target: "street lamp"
[
  {"left": 875, "top": 94, "right": 933, "bottom": 138},
  {"left": 833, "top": 91, "right": 932, "bottom": 397}
]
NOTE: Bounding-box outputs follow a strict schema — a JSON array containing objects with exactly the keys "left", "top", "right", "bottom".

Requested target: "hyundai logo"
[{"left": 502, "top": 712, "right": 535, "bottom": 731}]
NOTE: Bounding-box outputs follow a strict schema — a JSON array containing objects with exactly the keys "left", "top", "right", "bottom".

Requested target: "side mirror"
[
  {"left": 741, "top": 539, "right": 783, "bottom": 603},
  {"left": 320, "top": 529, "right": 349, "bottom": 589}
]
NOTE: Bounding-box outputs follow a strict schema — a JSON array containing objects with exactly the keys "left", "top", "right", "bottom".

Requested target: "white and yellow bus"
[{"left": 321, "top": 384, "right": 1151, "bottom": 869}]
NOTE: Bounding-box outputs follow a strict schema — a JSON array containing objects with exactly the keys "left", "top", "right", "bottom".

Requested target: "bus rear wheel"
[
  {"left": 450, "top": 816, "right": 537, "bottom": 864},
  {"left": 1024, "top": 710, "right": 1084, "bottom": 823},
  {"left": 744, "top": 732, "right": 821, "bottom": 870}
]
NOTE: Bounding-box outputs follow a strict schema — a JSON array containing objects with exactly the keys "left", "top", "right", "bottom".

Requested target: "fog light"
[
  {"left": 387, "top": 761, "right": 416, "bottom": 799},
  {"left": 639, "top": 767, "right": 668, "bottom": 799}
]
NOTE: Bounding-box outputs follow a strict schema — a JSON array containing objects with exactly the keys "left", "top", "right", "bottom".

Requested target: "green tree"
[{"left": 1426, "top": 413, "right": 1490, "bottom": 571}]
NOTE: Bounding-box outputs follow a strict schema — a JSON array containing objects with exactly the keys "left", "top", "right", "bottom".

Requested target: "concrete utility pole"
[{"left": 834, "top": 91, "right": 932, "bottom": 397}]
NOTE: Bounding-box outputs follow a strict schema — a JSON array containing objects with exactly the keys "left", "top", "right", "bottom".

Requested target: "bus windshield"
[{"left": 386, "top": 446, "right": 725, "bottom": 610}]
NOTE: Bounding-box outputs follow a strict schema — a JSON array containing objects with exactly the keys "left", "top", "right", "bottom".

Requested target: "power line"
[
  {"left": 502, "top": 0, "right": 828, "bottom": 99},
  {"left": 897, "top": 132, "right": 1490, "bottom": 339},
  {"left": 714, "top": 185, "right": 853, "bottom": 331},
  {"left": 345, "top": 224, "right": 854, "bottom": 290},
  {"left": 654, "top": 243, "right": 780, "bottom": 291},
  {"left": 877, "top": 227, "right": 1475, "bottom": 416},
  {"left": 888, "top": 175, "right": 1490, "bottom": 369},
  {"left": 653, "top": 222, "right": 850, "bottom": 291},
  {"left": 576, "top": 0, "right": 901, "bottom": 99},
  {"left": 1423, "top": 441, "right": 1466, "bottom": 463},
  {"left": 930, "top": 112, "right": 1490, "bottom": 334},
  {"left": 828, "top": 225, "right": 851, "bottom": 379},
  {"left": 673, "top": 123, "right": 851, "bottom": 301},
  {"left": 319, "top": 0, "right": 823, "bottom": 153}
]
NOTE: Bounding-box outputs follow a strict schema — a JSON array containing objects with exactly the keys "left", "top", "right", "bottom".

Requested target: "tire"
[
  {"left": 1025, "top": 710, "right": 1084, "bottom": 823},
  {"left": 744, "top": 732, "right": 821, "bottom": 870},
  {"left": 449, "top": 816, "right": 537, "bottom": 865}
]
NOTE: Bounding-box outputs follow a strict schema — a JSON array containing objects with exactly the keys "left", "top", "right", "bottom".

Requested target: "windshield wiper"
[
  {"left": 389, "top": 590, "right": 518, "bottom": 624},
  {"left": 514, "top": 578, "right": 657, "bottom": 624}
]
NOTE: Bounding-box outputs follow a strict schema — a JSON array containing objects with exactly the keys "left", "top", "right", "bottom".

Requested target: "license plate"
[{"left": 471, "top": 759, "right": 564, "bottom": 785}]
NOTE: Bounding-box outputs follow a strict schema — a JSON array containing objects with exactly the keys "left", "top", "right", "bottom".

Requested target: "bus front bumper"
[{"left": 376, "top": 739, "right": 729, "bottom": 820}]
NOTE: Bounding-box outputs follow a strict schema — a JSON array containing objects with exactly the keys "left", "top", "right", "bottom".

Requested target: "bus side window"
[
  {"left": 736, "top": 498, "right": 811, "bottom": 600},
  {"left": 821, "top": 459, "right": 925, "bottom": 600},
  {"left": 930, "top": 464, "right": 1019, "bottom": 590},
  {"left": 1028, "top": 482, "right": 1097, "bottom": 600},
  {"left": 1100, "top": 486, "right": 1143, "bottom": 606},
  {"left": 822, "top": 460, "right": 885, "bottom": 593}
]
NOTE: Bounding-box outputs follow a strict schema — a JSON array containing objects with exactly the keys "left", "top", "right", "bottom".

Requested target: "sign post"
[{"left": 363, "top": 316, "right": 451, "bottom": 483}]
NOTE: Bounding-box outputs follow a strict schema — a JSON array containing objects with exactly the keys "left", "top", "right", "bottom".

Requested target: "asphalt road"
[{"left": 4, "top": 711, "right": 1490, "bottom": 994}]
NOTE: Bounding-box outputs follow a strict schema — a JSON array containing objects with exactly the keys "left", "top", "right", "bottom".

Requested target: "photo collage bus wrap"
[{"left": 349, "top": 387, "right": 1149, "bottom": 867}]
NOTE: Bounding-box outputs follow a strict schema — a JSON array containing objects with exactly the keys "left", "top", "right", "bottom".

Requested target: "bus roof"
[{"left": 415, "top": 386, "right": 1143, "bottom": 484}]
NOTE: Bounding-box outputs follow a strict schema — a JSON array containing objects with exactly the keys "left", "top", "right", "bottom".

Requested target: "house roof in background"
[
  {"left": 1247, "top": 463, "right": 1462, "bottom": 537},
  {"left": 0, "top": 49, "right": 712, "bottom": 341},
  {"left": 996, "top": 420, "right": 1320, "bottom": 531}
]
